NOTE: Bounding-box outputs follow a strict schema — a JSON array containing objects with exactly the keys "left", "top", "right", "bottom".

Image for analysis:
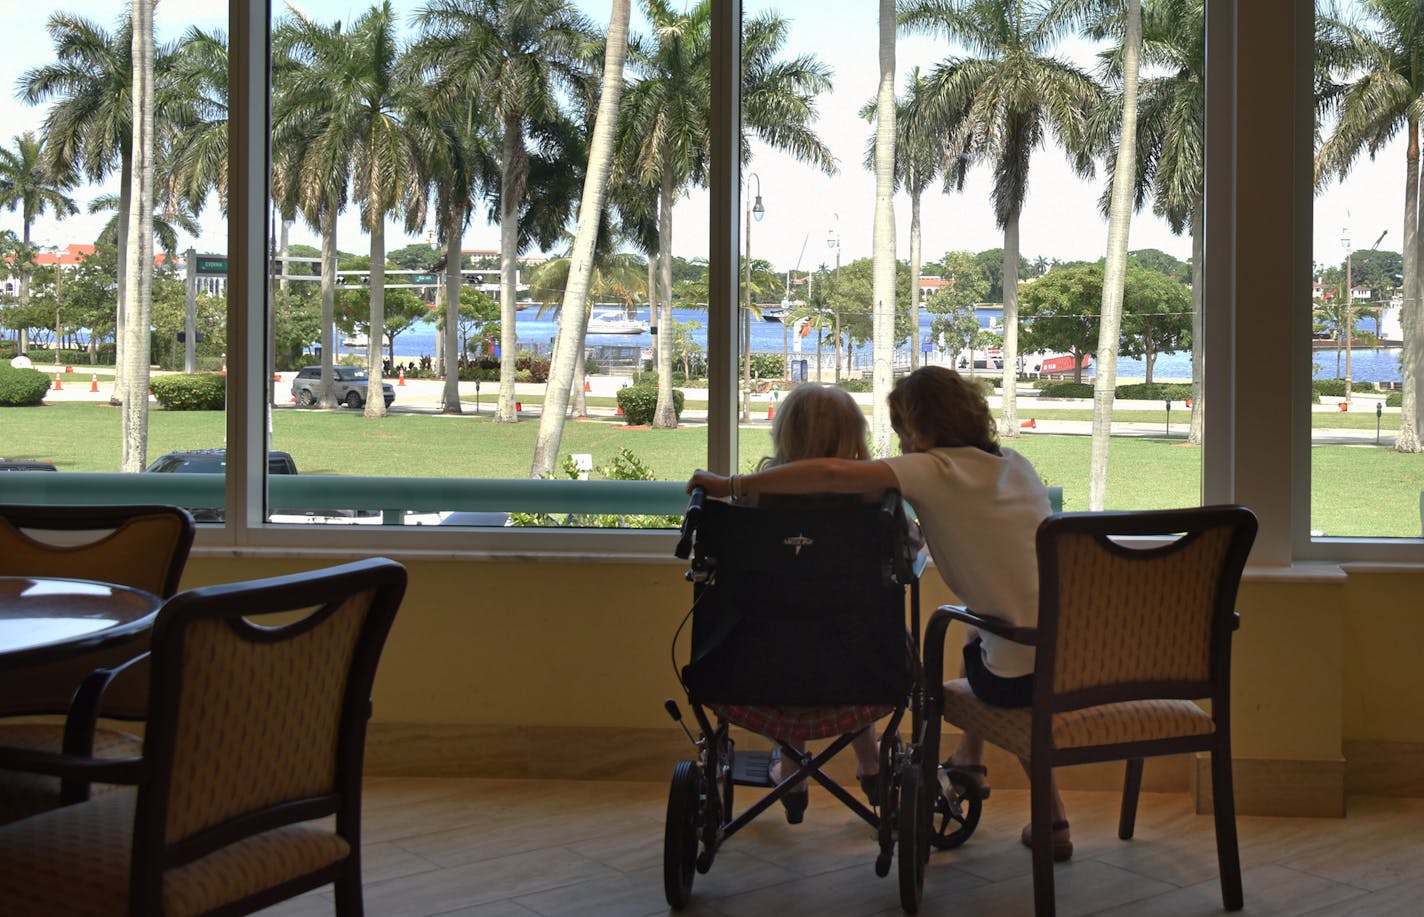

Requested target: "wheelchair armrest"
[
  {"left": 674, "top": 488, "right": 706, "bottom": 560},
  {"left": 934, "top": 605, "right": 1038, "bottom": 647},
  {"left": 63, "top": 653, "right": 149, "bottom": 759},
  {"left": 0, "top": 745, "right": 146, "bottom": 785}
]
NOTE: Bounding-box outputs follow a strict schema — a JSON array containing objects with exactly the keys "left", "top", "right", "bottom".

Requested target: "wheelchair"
[{"left": 662, "top": 489, "right": 981, "bottom": 913}]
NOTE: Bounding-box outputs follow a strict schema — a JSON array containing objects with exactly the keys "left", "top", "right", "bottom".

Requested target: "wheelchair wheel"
[
  {"left": 930, "top": 766, "right": 982, "bottom": 850},
  {"left": 664, "top": 759, "right": 702, "bottom": 909},
  {"left": 897, "top": 762, "right": 931, "bottom": 913}
]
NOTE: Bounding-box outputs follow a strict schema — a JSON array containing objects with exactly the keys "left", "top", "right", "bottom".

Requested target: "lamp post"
[
  {"left": 1341, "top": 226, "right": 1388, "bottom": 406},
  {"left": 742, "top": 173, "right": 764, "bottom": 422},
  {"left": 1376, "top": 400, "right": 1383, "bottom": 445},
  {"left": 828, "top": 213, "right": 842, "bottom": 382},
  {"left": 1165, "top": 399, "right": 1171, "bottom": 436}
]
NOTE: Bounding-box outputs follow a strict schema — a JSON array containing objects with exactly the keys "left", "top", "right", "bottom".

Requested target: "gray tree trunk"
[
  {"left": 870, "top": 0, "right": 897, "bottom": 458},
  {"left": 1088, "top": 0, "right": 1141, "bottom": 511},
  {"left": 532, "top": 0, "right": 630, "bottom": 475},
  {"left": 1399, "top": 115, "right": 1421, "bottom": 452},
  {"left": 365, "top": 214, "right": 388, "bottom": 418},
  {"left": 909, "top": 188, "right": 922, "bottom": 371},
  {"left": 441, "top": 217, "right": 463, "bottom": 414},
  {"left": 319, "top": 207, "right": 337, "bottom": 409},
  {"left": 653, "top": 162, "right": 677, "bottom": 428},
  {"left": 496, "top": 115, "right": 526, "bottom": 423},
  {"left": 111, "top": 147, "right": 132, "bottom": 405},
  {"left": 1188, "top": 204, "right": 1205, "bottom": 444},
  {"left": 120, "top": 0, "right": 154, "bottom": 472},
  {"left": 1000, "top": 213, "right": 1021, "bottom": 435}
]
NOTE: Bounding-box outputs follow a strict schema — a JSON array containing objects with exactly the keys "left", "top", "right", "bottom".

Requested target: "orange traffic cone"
[
  {"left": 52, "top": 374, "right": 61, "bottom": 390},
  {"left": 398, "top": 368, "right": 406, "bottom": 386},
  {"left": 64, "top": 365, "right": 73, "bottom": 373},
  {"left": 616, "top": 402, "right": 623, "bottom": 416},
  {"left": 515, "top": 401, "right": 522, "bottom": 412},
  {"left": 220, "top": 363, "right": 227, "bottom": 376},
  {"left": 90, "top": 374, "right": 99, "bottom": 393},
  {"left": 1338, "top": 401, "right": 1349, "bottom": 412},
  {"left": 584, "top": 376, "right": 591, "bottom": 393},
  {"left": 1020, "top": 418, "right": 1037, "bottom": 429},
  {"left": 767, "top": 403, "right": 776, "bottom": 420}
]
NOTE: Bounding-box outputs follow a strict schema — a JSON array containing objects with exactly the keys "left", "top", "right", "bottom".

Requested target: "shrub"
[
  {"left": 1037, "top": 381, "right": 1094, "bottom": 399},
  {"left": 749, "top": 353, "right": 783, "bottom": 379},
  {"left": 616, "top": 385, "right": 684, "bottom": 425},
  {"left": 515, "top": 355, "right": 550, "bottom": 383},
  {"left": 1313, "top": 378, "right": 1347, "bottom": 397},
  {"left": 1115, "top": 382, "right": 1193, "bottom": 401},
  {"left": 150, "top": 373, "right": 226, "bottom": 411},
  {"left": 1387, "top": 391, "right": 1402, "bottom": 407},
  {"left": 0, "top": 364, "right": 51, "bottom": 406},
  {"left": 836, "top": 378, "right": 873, "bottom": 393},
  {"left": 583, "top": 358, "right": 600, "bottom": 375}
]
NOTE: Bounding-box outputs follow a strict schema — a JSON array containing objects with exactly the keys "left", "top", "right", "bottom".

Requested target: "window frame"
[{"left": 207, "top": 0, "right": 1423, "bottom": 564}]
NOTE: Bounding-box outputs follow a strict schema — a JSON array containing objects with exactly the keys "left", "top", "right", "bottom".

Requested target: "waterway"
[{"left": 375, "top": 306, "right": 1405, "bottom": 384}]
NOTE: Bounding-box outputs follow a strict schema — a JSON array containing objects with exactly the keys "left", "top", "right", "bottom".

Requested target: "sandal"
[
  {"left": 943, "top": 762, "right": 991, "bottom": 800},
  {"left": 1020, "top": 819, "right": 1073, "bottom": 862},
  {"left": 769, "top": 748, "right": 809, "bottom": 824},
  {"left": 858, "top": 771, "right": 882, "bottom": 807}
]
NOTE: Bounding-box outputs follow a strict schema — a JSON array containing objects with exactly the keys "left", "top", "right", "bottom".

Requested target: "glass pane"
[
  {"left": 0, "top": 5, "right": 230, "bottom": 520},
  {"left": 739, "top": 0, "right": 1204, "bottom": 510},
  {"left": 1313, "top": 0, "right": 1421, "bottom": 538},
  {"left": 259, "top": 0, "right": 713, "bottom": 530}
]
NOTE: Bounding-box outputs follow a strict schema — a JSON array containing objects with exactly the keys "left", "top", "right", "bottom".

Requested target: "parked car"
[
  {"left": 0, "top": 458, "right": 57, "bottom": 471},
  {"left": 290, "top": 366, "right": 395, "bottom": 409},
  {"left": 145, "top": 449, "right": 298, "bottom": 476}
]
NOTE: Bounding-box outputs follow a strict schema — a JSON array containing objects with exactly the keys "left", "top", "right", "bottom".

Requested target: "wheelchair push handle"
[{"left": 674, "top": 487, "right": 706, "bottom": 559}]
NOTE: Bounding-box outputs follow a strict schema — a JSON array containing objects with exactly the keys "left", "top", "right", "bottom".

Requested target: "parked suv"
[
  {"left": 143, "top": 449, "right": 299, "bottom": 522},
  {"left": 290, "top": 366, "right": 395, "bottom": 409},
  {"left": 0, "top": 458, "right": 57, "bottom": 472}
]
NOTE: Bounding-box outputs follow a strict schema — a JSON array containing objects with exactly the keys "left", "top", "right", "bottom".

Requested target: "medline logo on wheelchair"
[{"left": 782, "top": 533, "right": 814, "bottom": 555}]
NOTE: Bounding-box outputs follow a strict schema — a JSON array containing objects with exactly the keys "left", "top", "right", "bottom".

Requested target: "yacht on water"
[{"left": 587, "top": 309, "right": 651, "bottom": 335}]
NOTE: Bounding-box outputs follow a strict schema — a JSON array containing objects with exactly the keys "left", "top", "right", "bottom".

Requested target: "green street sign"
[
  {"left": 195, "top": 256, "right": 228, "bottom": 275},
  {"left": 412, "top": 274, "right": 437, "bottom": 284}
]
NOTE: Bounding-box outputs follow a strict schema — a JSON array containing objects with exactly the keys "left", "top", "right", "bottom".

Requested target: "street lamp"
[
  {"left": 828, "top": 213, "right": 842, "bottom": 382},
  {"left": 742, "top": 173, "right": 764, "bottom": 422},
  {"left": 1340, "top": 225, "right": 1388, "bottom": 406},
  {"left": 1376, "top": 400, "right": 1383, "bottom": 445}
]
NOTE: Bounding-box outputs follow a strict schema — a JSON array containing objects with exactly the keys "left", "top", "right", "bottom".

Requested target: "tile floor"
[{"left": 261, "top": 777, "right": 1424, "bottom": 916}]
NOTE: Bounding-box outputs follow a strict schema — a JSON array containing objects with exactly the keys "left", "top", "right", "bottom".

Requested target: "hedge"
[
  {"left": 1312, "top": 379, "right": 1348, "bottom": 397},
  {"left": 1115, "top": 382, "right": 1193, "bottom": 401},
  {"left": 0, "top": 364, "right": 51, "bottom": 406},
  {"left": 1037, "top": 381, "right": 1094, "bottom": 399},
  {"left": 150, "top": 373, "right": 226, "bottom": 411},
  {"left": 616, "top": 385, "right": 684, "bottom": 425},
  {"left": 1387, "top": 391, "right": 1402, "bottom": 407}
]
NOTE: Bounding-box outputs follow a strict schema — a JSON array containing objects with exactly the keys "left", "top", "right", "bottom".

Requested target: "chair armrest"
[
  {"left": 0, "top": 745, "right": 146, "bottom": 785},
  {"left": 934, "top": 605, "right": 1038, "bottom": 647},
  {"left": 63, "top": 652, "right": 149, "bottom": 758}
]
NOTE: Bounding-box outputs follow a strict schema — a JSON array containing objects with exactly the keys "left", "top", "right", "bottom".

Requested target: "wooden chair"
[
  {"left": 0, "top": 504, "right": 195, "bottom": 824},
  {"left": 0, "top": 557, "right": 407, "bottom": 916},
  {"left": 922, "top": 506, "right": 1257, "bottom": 917}
]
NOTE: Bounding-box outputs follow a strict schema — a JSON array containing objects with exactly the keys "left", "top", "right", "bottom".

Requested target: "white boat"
[
  {"left": 341, "top": 331, "right": 370, "bottom": 350},
  {"left": 587, "top": 310, "right": 650, "bottom": 335}
]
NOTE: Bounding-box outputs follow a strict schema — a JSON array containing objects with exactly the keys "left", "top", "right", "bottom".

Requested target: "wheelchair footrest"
[{"left": 731, "top": 749, "right": 775, "bottom": 787}]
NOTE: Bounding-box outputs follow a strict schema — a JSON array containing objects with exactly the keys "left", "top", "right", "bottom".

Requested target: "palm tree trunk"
[
  {"left": 319, "top": 206, "right": 338, "bottom": 409},
  {"left": 1088, "top": 0, "right": 1141, "bottom": 511},
  {"left": 1399, "top": 114, "right": 1422, "bottom": 452},
  {"left": 365, "top": 212, "right": 388, "bottom": 419},
  {"left": 871, "top": 0, "right": 897, "bottom": 458},
  {"left": 1188, "top": 202, "right": 1205, "bottom": 445},
  {"left": 441, "top": 212, "right": 463, "bottom": 414},
  {"left": 111, "top": 147, "right": 132, "bottom": 405},
  {"left": 1000, "top": 212, "right": 1021, "bottom": 434},
  {"left": 909, "top": 187, "right": 922, "bottom": 371},
  {"left": 532, "top": 0, "right": 630, "bottom": 476},
  {"left": 653, "top": 160, "right": 677, "bottom": 428},
  {"left": 120, "top": 0, "right": 154, "bottom": 473},
  {"left": 17, "top": 224, "right": 30, "bottom": 356},
  {"left": 497, "top": 115, "right": 527, "bottom": 424},
  {"left": 279, "top": 216, "right": 290, "bottom": 293},
  {"left": 571, "top": 345, "right": 588, "bottom": 417}
]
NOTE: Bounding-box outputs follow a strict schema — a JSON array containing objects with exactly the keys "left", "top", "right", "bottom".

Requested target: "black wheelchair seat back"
[{"left": 680, "top": 492, "right": 914, "bottom": 708}]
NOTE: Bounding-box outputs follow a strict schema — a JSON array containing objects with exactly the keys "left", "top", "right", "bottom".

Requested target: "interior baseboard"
[
  {"left": 1343, "top": 740, "right": 1424, "bottom": 798},
  {"left": 1192, "top": 754, "right": 1346, "bottom": 818}
]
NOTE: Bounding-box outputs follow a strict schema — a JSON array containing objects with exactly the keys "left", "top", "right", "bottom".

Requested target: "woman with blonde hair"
[{"left": 693, "top": 367, "right": 1072, "bottom": 859}]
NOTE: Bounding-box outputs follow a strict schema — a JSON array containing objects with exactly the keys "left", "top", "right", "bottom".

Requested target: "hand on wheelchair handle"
[{"left": 688, "top": 470, "right": 730, "bottom": 498}]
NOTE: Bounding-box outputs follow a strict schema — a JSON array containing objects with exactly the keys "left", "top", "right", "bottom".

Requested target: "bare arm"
[{"left": 688, "top": 457, "right": 899, "bottom": 500}]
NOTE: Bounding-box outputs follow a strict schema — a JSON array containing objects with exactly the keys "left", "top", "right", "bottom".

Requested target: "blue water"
[{"left": 384, "top": 307, "right": 1406, "bottom": 384}]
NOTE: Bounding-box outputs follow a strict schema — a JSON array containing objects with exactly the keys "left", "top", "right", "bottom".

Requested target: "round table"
[{"left": 0, "top": 576, "right": 162, "bottom": 672}]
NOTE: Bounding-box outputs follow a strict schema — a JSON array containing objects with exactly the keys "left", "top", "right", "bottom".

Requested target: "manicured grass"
[{"left": 3, "top": 403, "right": 1419, "bottom": 537}]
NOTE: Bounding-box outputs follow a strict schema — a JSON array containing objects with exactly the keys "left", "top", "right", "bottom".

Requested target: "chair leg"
[
  {"left": 1210, "top": 744, "right": 1244, "bottom": 911},
  {"left": 1119, "top": 758, "right": 1144, "bottom": 840},
  {"left": 334, "top": 860, "right": 365, "bottom": 917},
  {"left": 1029, "top": 756, "right": 1057, "bottom": 917}
]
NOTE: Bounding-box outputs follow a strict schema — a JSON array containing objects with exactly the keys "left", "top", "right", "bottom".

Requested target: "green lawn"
[{"left": 3, "top": 403, "right": 1419, "bottom": 537}]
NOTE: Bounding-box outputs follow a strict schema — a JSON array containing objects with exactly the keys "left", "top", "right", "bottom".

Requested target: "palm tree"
[
  {"left": 870, "top": 0, "right": 898, "bottom": 459},
  {"left": 272, "top": 10, "right": 358, "bottom": 410},
  {"left": 901, "top": 0, "right": 1099, "bottom": 436},
  {"left": 120, "top": 0, "right": 156, "bottom": 472},
  {"left": 88, "top": 193, "right": 201, "bottom": 263},
  {"left": 0, "top": 132, "right": 78, "bottom": 356},
  {"left": 532, "top": 0, "right": 633, "bottom": 477},
  {"left": 18, "top": 12, "right": 176, "bottom": 401},
  {"left": 1316, "top": 0, "right": 1424, "bottom": 453},
  {"left": 413, "top": 0, "right": 598, "bottom": 424},
  {"left": 622, "top": 0, "right": 834, "bottom": 429},
  {"left": 166, "top": 27, "right": 230, "bottom": 215}
]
